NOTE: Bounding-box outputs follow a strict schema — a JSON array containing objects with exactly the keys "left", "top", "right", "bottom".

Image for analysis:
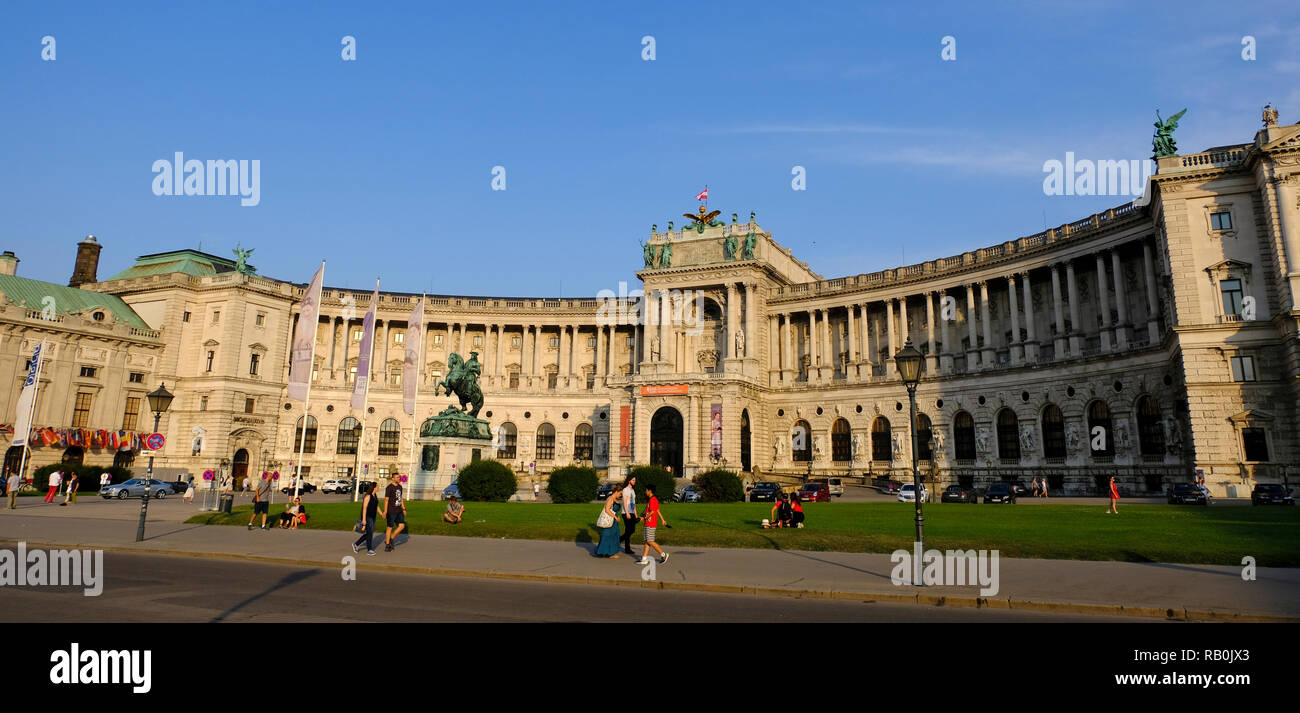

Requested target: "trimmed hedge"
[
  {"left": 627, "top": 465, "right": 676, "bottom": 504},
  {"left": 31, "top": 463, "right": 133, "bottom": 491},
  {"left": 456, "top": 459, "right": 517, "bottom": 502},
  {"left": 695, "top": 468, "right": 744, "bottom": 502},
  {"left": 547, "top": 465, "right": 599, "bottom": 504}
]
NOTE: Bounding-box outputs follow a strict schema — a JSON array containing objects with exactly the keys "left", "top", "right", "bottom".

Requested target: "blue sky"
[{"left": 3, "top": 0, "right": 1297, "bottom": 296}]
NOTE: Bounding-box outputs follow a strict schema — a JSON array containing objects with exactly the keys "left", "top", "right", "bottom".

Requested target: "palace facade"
[{"left": 5, "top": 119, "right": 1299, "bottom": 497}]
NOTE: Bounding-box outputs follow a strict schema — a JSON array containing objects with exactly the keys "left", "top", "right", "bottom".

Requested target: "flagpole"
[
  {"left": 15, "top": 340, "right": 48, "bottom": 485},
  {"left": 292, "top": 261, "right": 324, "bottom": 501},
  {"left": 351, "top": 278, "right": 379, "bottom": 502}
]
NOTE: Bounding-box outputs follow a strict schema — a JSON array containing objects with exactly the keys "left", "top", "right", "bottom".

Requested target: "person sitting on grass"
[
  {"left": 443, "top": 494, "right": 464, "bottom": 524},
  {"left": 279, "top": 498, "right": 306, "bottom": 529},
  {"left": 765, "top": 493, "right": 793, "bottom": 528},
  {"left": 789, "top": 492, "right": 805, "bottom": 528}
]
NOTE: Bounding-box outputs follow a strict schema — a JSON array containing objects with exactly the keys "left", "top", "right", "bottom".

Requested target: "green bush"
[
  {"left": 456, "top": 459, "right": 517, "bottom": 501},
  {"left": 627, "top": 465, "right": 676, "bottom": 504},
  {"left": 547, "top": 465, "right": 599, "bottom": 504},
  {"left": 695, "top": 469, "right": 744, "bottom": 502},
  {"left": 30, "top": 463, "right": 133, "bottom": 491}
]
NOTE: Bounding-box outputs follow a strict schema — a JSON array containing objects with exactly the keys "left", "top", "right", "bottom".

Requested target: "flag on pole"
[
  {"left": 287, "top": 262, "right": 324, "bottom": 402},
  {"left": 11, "top": 340, "right": 47, "bottom": 448},
  {"left": 350, "top": 280, "right": 380, "bottom": 411},
  {"left": 695, "top": 187, "right": 709, "bottom": 202},
  {"left": 402, "top": 295, "right": 424, "bottom": 416}
]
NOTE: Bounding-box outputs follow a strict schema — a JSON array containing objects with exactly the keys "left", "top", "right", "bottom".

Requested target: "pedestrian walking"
[
  {"left": 352, "top": 482, "right": 379, "bottom": 555},
  {"left": 381, "top": 474, "right": 406, "bottom": 552},
  {"left": 1040, "top": 478, "right": 1049, "bottom": 499},
  {"left": 243, "top": 478, "right": 251, "bottom": 497},
  {"left": 619, "top": 476, "right": 638, "bottom": 555},
  {"left": 1030, "top": 476, "right": 1040, "bottom": 497},
  {"left": 638, "top": 483, "right": 668, "bottom": 565},
  {"left": 594, "top": 486, "right": 622, "bottom": 558},
  {"left": 247, "top": 474, "right": 271, "bottom": 530},
  {"left": 6, "top": 470, "right": 20, "bottom": 509},
  {"left": 1106, "top": 475, "right": 1120, "bottom": 514},
  {"left": 60, "top": 471, "right": 78, "bottom": 506},
  {"left": 183, "top": 476, "right": 196, "bottom": 503},
  {"left": 44, "top": 469, "right": 62, "bottom": 503},
  {"left": 533, "top": 481, "right": 540, "bottom": 501}
]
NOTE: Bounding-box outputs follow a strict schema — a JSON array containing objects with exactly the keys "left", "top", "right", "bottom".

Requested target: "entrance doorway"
[
  {"left": 233, "top": 448, "right": 249, "bottom": 489},
  {"left": 4, "top": 446, "right": 27, "bottom": 477},
  {"left": 740, "top": 409, "right": 752, "bottom": 472},
  {"left": 649, "top": 407, "right": 683, "bottom": 477}
]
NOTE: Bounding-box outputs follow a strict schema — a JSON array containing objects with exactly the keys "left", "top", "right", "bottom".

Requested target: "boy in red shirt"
[{"left": 638, "top": 484, "right": 669, "bottom": 565}]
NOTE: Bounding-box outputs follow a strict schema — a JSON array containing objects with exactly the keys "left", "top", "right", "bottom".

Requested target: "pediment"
[{"left": 1228, "top": 409, "right": 1273, "bottom": 424}]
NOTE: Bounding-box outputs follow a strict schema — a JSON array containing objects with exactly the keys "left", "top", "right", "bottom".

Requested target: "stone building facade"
[{"left": 5, "top": 120, "right": 1298, "bottom": 497}]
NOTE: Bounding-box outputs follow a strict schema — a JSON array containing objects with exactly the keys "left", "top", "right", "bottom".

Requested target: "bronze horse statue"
[{"left": 440, "top": 352, "right": 484, "bottom": 418}]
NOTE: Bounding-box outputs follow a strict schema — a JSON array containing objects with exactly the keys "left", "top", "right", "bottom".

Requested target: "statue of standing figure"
[
  {"left": 1152, "top": 108, "right": 1187, "bottom": 158},
  {"left": 641, "top": 239, "right": 656, "bottom": 268},
  {"left": 734, "top": 327, "right": 745, "bottom": 358},
  {"left": 659, "top": 242, "right": 673, "bottom": 268},
  {"left": 742, "top": 230, "right": 757, "bottom": 260},
  {"left": 724, "top": 232, "right": 738, "bottom": 260}
]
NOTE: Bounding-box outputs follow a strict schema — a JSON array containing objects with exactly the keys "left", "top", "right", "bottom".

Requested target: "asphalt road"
[{"left": 1, "top": 551, "right": 1162, "bottom": 622}]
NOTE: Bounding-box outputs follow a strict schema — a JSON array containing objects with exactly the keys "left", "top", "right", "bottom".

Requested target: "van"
[{"left": 826, "top": 477, "right": 845, "bottom": 497}]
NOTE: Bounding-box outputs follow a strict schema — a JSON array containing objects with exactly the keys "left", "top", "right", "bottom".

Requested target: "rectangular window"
[
  {"left": 122, "top": 397, "right": 140, "bottom": 431},
  {"left": 376, "top": 467, "right": 389, "bottom": 481},
  {"left": 434, "top": 334, "right": 444, "bottom": 345},
  {"left": 129, "top": 372, "right": 144, "bottom": 383},
  {"left": 206, "top": 351, "right": 215, "bottom": 372},
  {"left": 182, "top": 311, "right": 191, "bottom": 322},
  {"left": 391, "top": 372, "right": 401, "bottom": 386},
  {"left": 200, "top": 396, "right": 208, "bottom": 411},
  {"left": 79, "top": 366, "right": 97, "bottom": 378},
  {"left": 473, "top": 335, "right": 483, "bottom": 347},
  {"left": 549, "top": 336, "right": 559, "bottom": 348},
  {"left": 1242, "top": 428, "right": 1269, "bottom": 461},
  {"left": 349, "top": 366, "right": 357, "bottom": 383},
  {"left": 1230, "top": 355, "right": 1256, "bottom": 382},
  {"left": 244, "top": 397, "right": 255, "bottom": 414},
  {"left": 536, "top": 432, "right": 555, "bottom": 461},
  {"left": 394, "top": 332, "right": 404, "bottom": 344},
  {"left": 212, "top": 310, "right": 220, "bottom": 324},
  {"left": 430, "top": 372, "right": 442, "bottom": 387},
  {"left": 586, "top": 373, "right": 595, "bottom": 390},
  {"left": 512, "top": 336, "right": 521, "bottom": 348},
  {"left": 588, "top": 336, "right": 597, "bottom": 348},
  {"left": 336, "top": 466, "right": 353, "bottom": 480},
  {"left": 353, "top": 328, "right": 363, "bottom": 341},
  {"left": 509, "top": 372, "right": 520, "bottom": 390},
  {"left": 626, "top": 336, "right": 634, "bottom": 347},
  {"left": 249, "top": 353, "right": 260, "bottom": 376},
  {"left": 1220, "top": 279, "right": 1244, "bottom": 318},
  {"left": 255, "top": 313, "right": 265, "bottom": 327},
  {"left": 73, "top": 393, "right": 93, "bottom": 427},
  {"left": 1211, "top": 211, "right": 1232, "bottom": 231},
  {"left": 547, "top": 373, "right": 558, "bottom": 390}
]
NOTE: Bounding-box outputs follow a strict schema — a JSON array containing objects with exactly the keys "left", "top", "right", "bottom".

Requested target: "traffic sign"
[
  {"left": 203, "top": 469, "right": 215, "bottom": 481},
  {"left": 399, "top": 474, "right": 408, "bottom": 483},
  {"left": 144, "top": 432, "right": 165, "bottom": 450},
  {"left": 272, "top": 471, "right": 280, "bottom": 481}
]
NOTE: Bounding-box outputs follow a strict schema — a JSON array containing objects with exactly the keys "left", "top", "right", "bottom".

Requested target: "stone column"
[
  {"left": 342, "top": 317, "right": 352, "bottom": 382},
  {"left": 885, "top": 300, "right": 897, "bottom": 377},
  {"left": 1008, "top": 275, "right": 1022, "bottom": 365},
  {"left": 1272, "top": 172, "right": 1300, "bottom": 306},
  {"left": 782, "top": 313, "right": 794, "bottom": 384},
  {"left": 659, "top": 290, "right": 670, "bottom": 364},
  {"left": 1051, "top": 264, "right": 1066, "bottom": 359},
  {"left": 1142, "top": 241, "right": 1160, "bottom": 343},
  {"left": 594, "top": 324, "right": 604, "bottom": 387},
  {"left": 561, "top": 325, "right": 572, "bottom": 388},
  {"left": 631, "top": 323, "right": 639, "bottom": 375},
  {"left": 1021, "top": 272, "right": 1037, "bottom": 361},
  {"left": 925, "top": 292, "right": 938, "bottom": 374},
  {"left": 938, "top": 290, "right": 952, "bottom": 374},
  {"left": 533, "top": 325, "right": 544, "bottom": 388},
  {"left": 846, "top": 303, "right": 858, "bottom": 381},
  {"left": 726, "top": 283, "right": 739, "bottom": 359},
  {"left": 809, "top": 309, "right": 821, "bottom": 381},
  {"left": 823, "top": 308, "right": 834, "bottom": 377},
  {"left": 768, "top": 315, "right": 779, "bottom": 384},
  {"left": 899, "top": 296, "right": 909, "bottom": 351},
  {"left": 329, "top": 316, "right": 339, "bottom": 377},
  {"left": 1112, "top": 249, "right": 1129, "bottom": 350},
  {"left": 1095, "top": 253, "right": 1113, "bottom": 352},
  {"left": 964, "top": 284, "right": 979, "bottom": 369},
  {"left": 495, "top": 325, "right": 505, "bottom": 386},
  {"left": 1065, "top": 260, "right": 1081, "bottom": 356},
  {"left": 861, "top": 301, "right": 872, "bottom": 374},
  {"left": 979, "top": 281, "right": 994, "bottom": 367},
  {"left": 381, "top": 320, "right": 392, "bottom": 383},
  {"left": 745, "top": 282, "right": 758, "bottom": 360}
]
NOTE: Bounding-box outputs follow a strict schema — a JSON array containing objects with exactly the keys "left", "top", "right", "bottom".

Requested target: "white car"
[
  {"left": 321, "top": 479, "right": 353, "bottom": 494},
  {"left": 897, "top": 483, "right": 929, "bottom": 503}
]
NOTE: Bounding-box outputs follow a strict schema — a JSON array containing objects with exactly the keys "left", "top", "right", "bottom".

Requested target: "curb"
[{"left": 9, "top": 538, "right": 1296, "bottom": 623}]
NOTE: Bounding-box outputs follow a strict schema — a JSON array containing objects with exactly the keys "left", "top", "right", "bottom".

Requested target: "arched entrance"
[
  {"left": 232, "top": 449, "right": 249, "bottom": 489},
  {"left": 740, "top": 409, "right": 752, "bottom": 473},
  {"left": 62, "top": 447, "right": 85, "bottom": 467},
  {"left": 4, "top": 445, "right": 28, "bottom": 477},
  {"left": 649, "top": 407, "right": 683, "bottom": 477}
]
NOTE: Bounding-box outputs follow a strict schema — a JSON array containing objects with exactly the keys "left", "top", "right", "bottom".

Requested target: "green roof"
[
  {"left": 107, "top": 249, "right": 247, "bottom": 281},
  {"left": 0, "top": 274, "right": 150, "bottom": 329}
]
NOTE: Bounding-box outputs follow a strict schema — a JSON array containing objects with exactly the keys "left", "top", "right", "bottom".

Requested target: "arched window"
[
  {"left": 916, "top": 414, "right": 933, "bottom": 461},
  {"left": 337, "top": 417, "right": 360, "bottom": 455},
  {"left": 1137, "top": 396, "right": 1164, "bottom": 457},
  {"left": 1042, "top": 404, "right": 1065, "bottom": 459},
  {"left": 953, "top": 411, "right": 975, "bottom": 461},
  {"left": 1088, "top": 401, "right": 1113, "bottom": 459},
  {"left": 792, "top": 420, "right": 811, "bottom": 462},
  {"left": 536, "top": 423, "right": 555, "bottom": 461},
  {"left": 496, "top": 422, "right": 517, "bottom": 460},
  {"left": 574, "top": 423, "right": 593, "bottom": 461},
  {"left": 62, "top": 446, "right": 85, "bottom": 467},
  {"left": 831, "top": 419, "right": 851, "bottom": 462},
  {"left": 997, "top": 409, "right": 1020, "bottom": 462},
  {"left": 378, "top": 418, "right": 400, "bottom": 456},
  {"left": 871, "top": 417, "right": 892, "bottom": 461},
  {"left": 294, "top": 416, "right": 318, "bottom": 454}
]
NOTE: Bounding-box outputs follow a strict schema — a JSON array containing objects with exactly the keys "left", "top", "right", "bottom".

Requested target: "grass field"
[{"left": 186, "top": 500, "right": 1300, "bottom": 567}]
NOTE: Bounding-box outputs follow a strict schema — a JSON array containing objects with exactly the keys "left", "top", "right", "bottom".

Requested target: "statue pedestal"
[{"left": 410, "top": 407, "right": 493, "bottom": 500}]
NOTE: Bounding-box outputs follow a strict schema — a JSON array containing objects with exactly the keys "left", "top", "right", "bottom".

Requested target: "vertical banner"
[
  {"left": 619, "top": 406, "right": 631, "bottom": 458},
  {"left": 402, "top": 296, "right": 424, "bottom": 415},
  {"left": 351, "top": 281, "right": 379, "bottom": 410},
  {"left": 287, "top": 263, "right": 324, "bottom": 402},
  {"left": 11, "top": 340, "right": 47, "bottom": 448},
  {"left": 711, "top": 403, "right": 723, "bottom": 459}
]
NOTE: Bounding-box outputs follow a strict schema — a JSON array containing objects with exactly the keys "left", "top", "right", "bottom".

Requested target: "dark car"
[
  {"left": 749, "top": 482, "right": 783, "bottom": 502},
  {"left": 1008, "top": 481, "right": 1032, "bottom": 499},
  {"left": 1251, "top": 484, "right": 1295, "bottom": 506},
  {"left": 596, "top": 482, "right": 618, "bottom": 500},
  {"left": 1166, "top": 483, "right": 1207, "bottom": 505},
  {"left": 168, "top": 480, "right": 191, "bottom": 494},
  {"left": 797, "top": 483, "right": 830, "bottom": 502},
  {"left": 984, "top": 482, "right": 1017, "bottom": 504},
  {"left": 281, "top": 481, "right": 318, "bottom": 494},
  {"left": 941, "top": 484, "right": 977, "bottom": 503}
]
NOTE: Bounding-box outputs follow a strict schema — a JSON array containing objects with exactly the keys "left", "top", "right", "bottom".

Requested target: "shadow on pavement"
[{"left": 211, "top": 568, "right": 320, "bottom": 622}]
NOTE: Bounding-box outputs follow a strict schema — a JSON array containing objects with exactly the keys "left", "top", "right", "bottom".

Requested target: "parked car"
[
  {"left": 941, "top": 484, "right": 977, "bottom": 503},
  {"left": 1166, "top": 483, "right": 1207, "bottom": 505},
  {"left": 1007, "top": 481, "right": 1032, "bottom": 499},
  {"left": 749, "top": 482, "right": 784, "bottom": 502},
  {"left": 356, "top": 480, "right": 378, "bottom": 496},
  {"left": 281, "top": 480, "right": 318, "bottom": 494},
  {"left": 674, "top": 485, "right": 702, "bottom": 503},
  {"left": 798, "top": 483, "right": 831, "bottom": 502},
  {"left": 321, "top": 479, "right": 353, "bottom": 494},
  {"left": 984, "top": 481, "right": 1016, "bottom": 504},
  {"left": 101, "top": 478, "right": 172, "bottom": 500},
  {"left": 897, "top": 483, "right": 928, "bottom": 503},
  {"left": 1251, "top": 483, "right": 1295, "bottom": 506},
  {"left": 168, "top": 479, "right": 191, "bottom": 494},
  {"left": 826, "top": 477, "right": 845, "bottom": 497},
  {"left": 442, "top": 482, "right": 461, "bottom": 500},
  {"left": 596, "top": 482, "right": 618, "bottom": 500}
]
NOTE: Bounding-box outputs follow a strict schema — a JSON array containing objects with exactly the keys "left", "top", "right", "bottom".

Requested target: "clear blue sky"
[{"left": 3, "top": 1, "right": 1297, "bottom": 296}]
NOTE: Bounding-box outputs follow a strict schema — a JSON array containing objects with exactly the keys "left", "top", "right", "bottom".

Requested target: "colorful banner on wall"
[
  {"left": 351, "top": 280, "right": 380, "bottom": 410},
  {"left": 287, "top": 262, "right": 324, "bottom": 402},
  {"left": 640, "top": 384, "right": 688, "bottom": 396},
  {"left": 710, "top": 403, "right": 722, "bottom": 459},
  {"left": 619, "top": 406, "right": 631, "bottom": 458},
  {"left": 11, "top": 340, "right": 47, "bottom": 448}
]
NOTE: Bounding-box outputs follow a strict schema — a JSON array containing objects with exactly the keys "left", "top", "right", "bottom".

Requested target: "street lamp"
[
  {"left": 135, "top": 382, "right": 174, "bottom": 542},
  {"left": 893, "top": 339, "right": 925, "bottom": 560}
]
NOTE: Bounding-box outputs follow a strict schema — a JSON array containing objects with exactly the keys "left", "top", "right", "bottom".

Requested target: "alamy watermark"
[
  {"left": 152, "top": 152, "right": 260, "bottom": 206},
  {"left": 890, "top": 542, "right": 1000, "bottom": 596},
  {"left": 0, "top": 542, "right": 104, "bottom": 596},
  {"left": 50, "top": 643, "right": 151, "bottom": 693},
  {"left": 1043, "top": 153, "right": 1153, "bottom": 197}
]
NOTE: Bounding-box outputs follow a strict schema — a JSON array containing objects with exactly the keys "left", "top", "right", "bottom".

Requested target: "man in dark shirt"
[{"left": 381, "top": 474, "right": 406, "bottom": 552}]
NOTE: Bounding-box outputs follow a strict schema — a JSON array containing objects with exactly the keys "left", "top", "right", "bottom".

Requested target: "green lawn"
[{"left": 186, "top": 500, "right": 1300, "bottom": 567}]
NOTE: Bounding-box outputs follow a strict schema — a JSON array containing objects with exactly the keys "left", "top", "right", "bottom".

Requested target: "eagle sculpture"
[{"left": 684, "top": 205, "right": 722, "bottom": 227}]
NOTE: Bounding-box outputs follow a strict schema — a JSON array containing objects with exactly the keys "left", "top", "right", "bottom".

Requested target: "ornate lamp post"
[
  {"left": 893, "top": 339, "right": 925, "bottom": 556},
  {"left": 135, "top": 383, "right": 174, "bottom": 542}
]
